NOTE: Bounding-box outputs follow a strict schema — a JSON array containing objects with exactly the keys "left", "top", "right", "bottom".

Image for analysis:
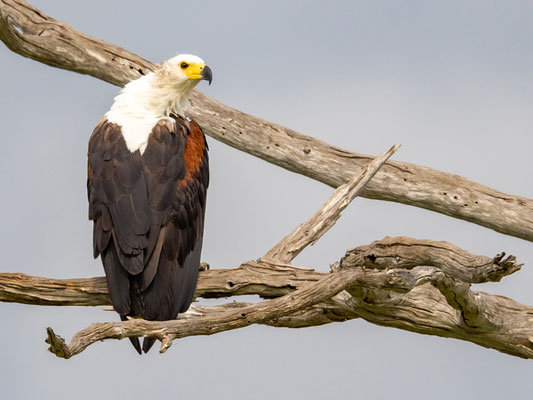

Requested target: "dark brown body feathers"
[{"left": 87, "top": 115, "right": 209, "bottom": 354}]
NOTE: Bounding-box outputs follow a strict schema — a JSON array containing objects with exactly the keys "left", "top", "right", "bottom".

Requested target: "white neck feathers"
[{"left": 105, "top": 72, "right": 196, "bottom": 154}]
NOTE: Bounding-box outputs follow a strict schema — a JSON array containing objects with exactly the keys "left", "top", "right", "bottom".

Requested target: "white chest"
[
  {"left": 108, "top": 115, "right": 161, "bottom": 154},
  {"left": 104, "top": 72, "right": 188, "bottom": 154}
]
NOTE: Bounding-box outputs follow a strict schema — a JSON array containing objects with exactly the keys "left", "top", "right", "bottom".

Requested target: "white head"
[
  {"left": 105, "top": 53, "right": 212, "bottom": 153},
  {"left": 107, "top": 53, "right": 213, "bottom": 120},
  {"left": 149, "top": 53, "right": 213, "bottom": 116},
  {"left": 157, "top": 54, "right": 213, "bottom": 90}
]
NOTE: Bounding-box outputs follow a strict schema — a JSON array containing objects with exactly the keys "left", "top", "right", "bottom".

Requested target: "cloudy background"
[{"left": 1, "top": 0, "right": 533, "bottom": 398}]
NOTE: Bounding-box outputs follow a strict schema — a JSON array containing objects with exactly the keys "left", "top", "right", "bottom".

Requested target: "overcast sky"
[{"left": 1, "top": 1, "right": 533, "bottom": 399}]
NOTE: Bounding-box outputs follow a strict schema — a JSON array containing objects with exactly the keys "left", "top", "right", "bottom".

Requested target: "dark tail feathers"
[
  {"left": 120, "top": 316, "right": 157, "bottom": 354},
  {"left": 120, "top": 315, "right": 142, "bottom": 354},
  {"left": 142, "top": 338, "right": 156, "bottom": 353}
]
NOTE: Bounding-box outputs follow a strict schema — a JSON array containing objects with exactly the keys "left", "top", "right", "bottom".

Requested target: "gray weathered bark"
[
  {"left": 19, "top": 242, "right": 532, "bottom": 359},
  {"left": 0, "top": 238, "right": 521, "bottom": 304}
]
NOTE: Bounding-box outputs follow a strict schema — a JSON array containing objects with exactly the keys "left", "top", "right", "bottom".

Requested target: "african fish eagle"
[{"left": 87, "top": 54, "right": 212, "bottom": 354}]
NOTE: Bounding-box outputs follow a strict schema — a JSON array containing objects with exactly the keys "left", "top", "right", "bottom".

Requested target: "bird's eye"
[{"left": 180, "top": 62, "right": 189, "bottom": 69}]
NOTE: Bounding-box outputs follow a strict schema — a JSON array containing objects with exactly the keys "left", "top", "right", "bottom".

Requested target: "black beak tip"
[{"left": 202, "top": 65, "right": 213, "bottom": 86}]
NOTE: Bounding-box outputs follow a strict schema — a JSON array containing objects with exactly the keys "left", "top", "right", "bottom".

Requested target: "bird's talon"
[{"left": 199, "top": 262, "right": 210, "bottom": 271}]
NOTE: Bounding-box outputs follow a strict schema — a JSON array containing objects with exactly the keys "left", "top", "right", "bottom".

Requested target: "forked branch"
[
  {"left": 42, "top": 144, "right": 398, "bottom": 356},
  {"left": 42, "top": 251, "right": 533, "bottom": 359},
  {"left": 0, "top": 236, "right": 528, "bottom": 357},
  {"left": 264, "top": 145, "right": 400, "bottom": 262},
  {"left": 0, "top": 144, "right": 528, "bottom": 357},
  {"left": 9, "top": 145, "right": 530, "bottom": 360}
]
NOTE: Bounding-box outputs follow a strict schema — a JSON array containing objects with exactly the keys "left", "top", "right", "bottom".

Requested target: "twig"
[{"left": 264, "top": 145, "right": 400, "bottom": 263}]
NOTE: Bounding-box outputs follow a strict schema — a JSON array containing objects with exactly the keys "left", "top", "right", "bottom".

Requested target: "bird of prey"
[{"left": 87, "top": 54, "right": 212, "bottom": 354}]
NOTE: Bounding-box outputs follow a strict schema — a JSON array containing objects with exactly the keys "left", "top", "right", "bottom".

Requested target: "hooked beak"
[{"left": 201, "top": 65, "right": 213, "bottom": 85}]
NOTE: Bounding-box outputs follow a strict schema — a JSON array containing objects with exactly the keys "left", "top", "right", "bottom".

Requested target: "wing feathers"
[
  {"left": 101, "top": 240, "right": 130, "bottom": 315},
  {"left": 88, "top": 116, "right": 208, "bottom": 354},
  {"left": 140, "top": 225, "right": 166, "bottom": 291}
]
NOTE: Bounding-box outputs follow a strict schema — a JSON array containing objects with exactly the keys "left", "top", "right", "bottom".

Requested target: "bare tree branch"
[
  {"left": 1, "top": 237, "right": 518, "bottom": 307},
  {"left": 45, "top": 267, "right": 379, "bottom": 358},
  {"left": 1, "top": 0, "right": 532, "bottom": 242},
  {"left": 341, "top": 236, "right": 522, "bottom": 284},
  {"left": 2, "top": 237, "right": 530, "bottom": 358},
  {"left": 0, "top": 274, "right": 109, "bottom": 306},
  {"left": 265, "top": 144, "right": 400, "bottom": 262},
  {"left": 43, "top": 260, "right": 533, "bottom": 359}
]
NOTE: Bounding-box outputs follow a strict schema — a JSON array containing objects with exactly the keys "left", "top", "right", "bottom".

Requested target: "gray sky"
[{"left": 1, "top": 1, "right": 533, "bottom": 398}]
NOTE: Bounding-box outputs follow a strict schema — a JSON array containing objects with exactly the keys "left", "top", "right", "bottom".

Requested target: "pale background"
[{"left": 1, "top": 1, "right": 532, "bottom": 398}]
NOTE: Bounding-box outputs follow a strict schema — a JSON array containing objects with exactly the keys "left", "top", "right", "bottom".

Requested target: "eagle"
[{"left": 87, "top": 54, "right": 212, "bottom": 354}]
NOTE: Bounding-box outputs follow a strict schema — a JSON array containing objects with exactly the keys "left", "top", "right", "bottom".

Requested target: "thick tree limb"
[
  {"left": 43, "top": 260, "right": 533, "bottom": 359},
  {"left": 0, "top": 274, "right": 109, "bottom": 306},
  {"left": 2, "top": 237, "right": 530, "bottom": 358},
  {"left": 1, "top": 0, "right": 532, "bottom": 242},
  {"left": 45, "top": 267, "right": 382, "bottom": 358},
  {"left": 0, "top": 237, "right": 519, "bottom": 306}
]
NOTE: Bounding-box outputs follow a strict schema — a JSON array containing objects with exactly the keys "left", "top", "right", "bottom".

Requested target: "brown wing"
[
  {"left": 88, "top": 119, "right": 159, "bottom": 316},
  {"left": 139, "top": 116, "right": 209, "bottom": 324},
  {"left": 88, "top": 116, "right": 208, "bottom": 338}
]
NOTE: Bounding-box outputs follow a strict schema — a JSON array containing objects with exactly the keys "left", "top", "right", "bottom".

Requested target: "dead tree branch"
[
  {"left": 42, "top": 256, "right": 533, "bottom": 359},
  {"left": 40, "top": 144, "right": 398, "bottom": 356},
  {"left": 341, "top": 236, "right": 522, "bottom": 284},
  {"left": 1, "top": 0, "right": 532, "bottom": 242},
  {"left": 0, "top": 240, "right": 521, "bottom": 303},
  {"left": 44, "top": 267, "right": 384, "bottom": 358},
  {"left": 264, "top": 144, "right": 400, "bottom": 262},
  {"left": 1, "top": 236, "right": 530, "bottom": 358},
  {"left": 0, "top": 144, "right": 528, "bottom": 358}
]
